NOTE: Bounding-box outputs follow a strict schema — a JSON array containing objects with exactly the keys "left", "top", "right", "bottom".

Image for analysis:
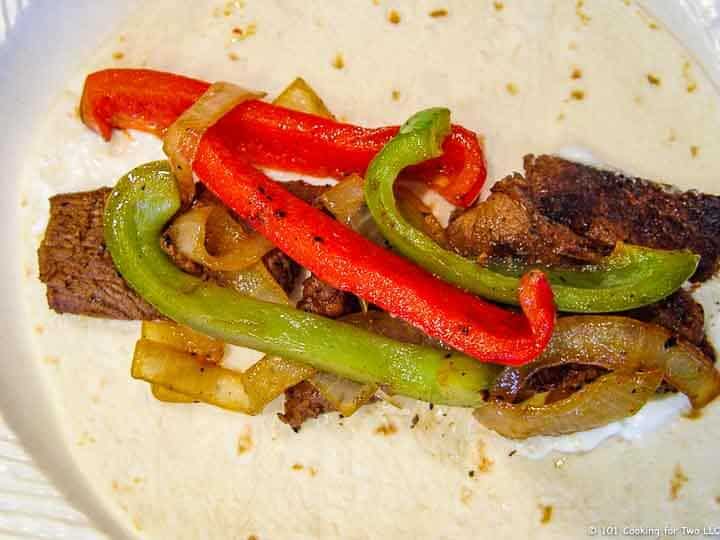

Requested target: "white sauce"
[{"left": 513, "top": 394, "right": 691, "bottom": 458}]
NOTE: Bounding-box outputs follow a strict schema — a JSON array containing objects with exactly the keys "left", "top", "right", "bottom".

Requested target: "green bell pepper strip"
[
  {"left": 364, "top": 108, "right": 699, "bottom": 313},
  {"left": 104, "top": 160, "right": 501, "bottom": 407}
]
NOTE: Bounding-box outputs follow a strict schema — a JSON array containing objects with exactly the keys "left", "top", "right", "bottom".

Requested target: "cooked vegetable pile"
[{"left": 37, "top": 68, "right": 720, "bottom": 439}]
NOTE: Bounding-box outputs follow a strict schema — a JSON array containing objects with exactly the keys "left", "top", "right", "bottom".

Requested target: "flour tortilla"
[{"left": 20, "top": 1, "right": 720, "bottom": 538}]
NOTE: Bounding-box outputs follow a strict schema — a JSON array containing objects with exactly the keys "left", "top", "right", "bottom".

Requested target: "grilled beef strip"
[
  {"left": 447, "top": 174, "right": 609, "bottom": 266},
  {"left": 628, "top": 288, "right": 716, "bottom": 362},
  {"left": 519, "top": 154, "right": 720, "bottom": 282},
  {"left": 38, "top": 188, "right": 161, "bottom": 320}
]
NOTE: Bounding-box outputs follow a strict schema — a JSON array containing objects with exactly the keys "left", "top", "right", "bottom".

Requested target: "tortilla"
[{"left": 20, "top": 1, "right": 720, "bottom": 538}]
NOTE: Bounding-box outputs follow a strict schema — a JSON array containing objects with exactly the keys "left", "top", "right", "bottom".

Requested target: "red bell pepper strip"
[
  {"left": 190, "top": 123, "right": 555, "bottom": 366},
  {"left": 80, "top": 68, "right": 486, "bottom": 207}
]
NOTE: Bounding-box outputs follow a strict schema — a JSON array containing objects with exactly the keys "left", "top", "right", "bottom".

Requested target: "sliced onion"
[
  {"left": 474, "top": 369, "right": 664, "bottom": 439},
  {"left": 241, "top": 355, "right": 315, "bottom": 413},
  {"left": 491, "top": 316, "right": 720, "bottom": 409},
  {"left": 134, "top": 339, "right": 253, "bottom": 412},
  {"left": 310, "top": 372, "right": 377, "bottom": 417},
  {"left": 164, "top": 82, "right": 264, "bottom": 205},
  {"left": 272, "top": 77, "right": 335, "bottom": 119},
  {"left": 320, "top": 174, "right": 386, "bottom": 245},
  {"left": 137, "top": 328, "right": 312, "bottom": 413},
  {"left": 167, "top": 204, "right": 273, "bottom": 272},
  {"left": 220, "top": 260, "right": 291, "bottom": 305},
  {"left": 151, "top": 383, "right": 196, "bottom": 403},
  {"left": 320, "top": 174, "right": 365, "bottom": 224},
  {"left": 142, "top": 320, "right": 225, "bottom": 363},
  {"left": 395, "top": 186, "right": 447, "bottom": 247}
]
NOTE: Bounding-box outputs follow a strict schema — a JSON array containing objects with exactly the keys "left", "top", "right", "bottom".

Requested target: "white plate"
[{"left": 0, "top": 1, "right": 718, "bottom": 539}]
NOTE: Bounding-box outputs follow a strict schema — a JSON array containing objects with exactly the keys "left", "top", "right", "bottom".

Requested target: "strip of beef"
[
  {"left": 515, "top": 363, "right": 609, "bottom": 404},
  {"left": 447, "top": 174, "right": 609, "bottom": 266},
  {"left": 628, "top": 288, "right": 716, "bottom": 362},
  {"left": 278, "top": 380, "right": 334, "bottom": 432},
  {"left": 520, "top": 154, "right": 720, "bottom": 282},
  {"left": 38, "top": 188, "right": 161, "bottom": 320}
]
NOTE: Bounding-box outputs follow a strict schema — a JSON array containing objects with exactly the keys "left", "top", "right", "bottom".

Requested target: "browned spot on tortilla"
[
  {"left": 391, "top": 90, "right": 401, "bottom": 101},
  {"left": 715, "top": 496, "right": 720, "bottom": 505},
  {"left": 332, "top": 53, "right": 345, "bottom": 70},
  {"left": 232, "top": 24, "right": 256, "bottom": 41},
  {"left": 683, "top": 61, "right": 698, "bottom": 93},
  {"left": 19, "top": 196, "right": 28, "bottom": 207},
  {"left": 43, "top": 356, "right": 59, "bottom": 366},
  {"left": 429, "top": 8, "right": 448, "bottom": 18},
  {"left": 670, "top": 464, "right": 688, "bottom": 500},
  {"left": 493, "top": 2, "right": 504, "bottom": 11},
  {"left": 34, "top": 324, "right": 44, "bottom": 335},
  {"left": 291, "top": 463, "right": 317, "bottom": 477},
  {"left": 478, "top": 456, "right": 494, "bottom": 473},
  {"left": 112, "top": 480, "right": 134, "bottom": 494},
  {"left": 690, "top": 145, "right": 700, "bottom": 158},
  {"left": 539, "top": 504, "right": 553, "bottom": 524},
  {"left": 556, "top": 113, "right": 566, "bottom": 122},
  {"left": 575, "top": 0, "right": 590, "bottom": 24},
  {"left": 112, "top": 52, "right": 124, "bottom": 60},
  {"left": 132, "top": 517, "right": 143, "bottom": 531},
  {"left": 646, "top": 73, "right": 661, "bottom": 86},
  {"left": 388, "top": 9, "right": 401, "bottom": 24},
  {"left": 460, "top": 486, "right": 473, "bottom": 506},
  {"left": 571, "top": 68, "right": 583, "bottom": 79},
  {"left": 237, "top": 427, "right": 253, "bottom": 455},
  {"left": 570, "top": 89, "right": 585, "bottom": 100},
  {"left": 76, "top": 432, "right": 95, "bottom": 446},
  {"left": 476, "top": 440, "right": 494, "bottom": 473},
  {"left": 228, "top": 52, "right": 240, "bottom": 61},
  {"left": 248, "top": 535, "right": 259, "bottom": 540},
  {"left": 506, "top": 82, "right": 518, "bottom": 96},
  {"left": 375, "top": 421, "right": 397, "bottom": 435}
]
